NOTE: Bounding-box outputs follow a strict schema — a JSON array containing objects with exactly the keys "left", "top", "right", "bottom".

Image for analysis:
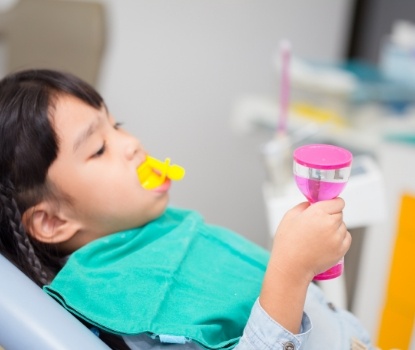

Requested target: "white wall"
[
  {"left": 96, "top": 0, "right": 354, "bottom": 246},
  {"left": 0, "top": 0, "right": 354, "bottom": 247}
]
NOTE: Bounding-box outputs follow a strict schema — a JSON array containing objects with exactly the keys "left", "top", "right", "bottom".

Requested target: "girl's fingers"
[
  {"left": 315, "top": 197, "right": 345, "bottom": 215},
  {"left": 288, "top": 201, "right": 310, "bottom": 214},
  {"left": 342, "top": 229, "right": 352, "bottom": 251}
]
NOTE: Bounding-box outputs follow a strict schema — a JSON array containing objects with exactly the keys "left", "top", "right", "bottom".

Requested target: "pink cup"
[{"left": 293, "top": 144, "right": 352, "bottom": 280}]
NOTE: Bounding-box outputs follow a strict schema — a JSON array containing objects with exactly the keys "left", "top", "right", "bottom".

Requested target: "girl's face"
[{"left": 46, "top": 94, "right": 170, "bottom": 250}]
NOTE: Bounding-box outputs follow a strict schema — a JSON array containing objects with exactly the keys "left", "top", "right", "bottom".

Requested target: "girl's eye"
[
  {"left": 93, "top": 141, "right": 106, "bottom": 158},
  {"left": 114, "top": 122, "right": 123, "bottom": 130}
]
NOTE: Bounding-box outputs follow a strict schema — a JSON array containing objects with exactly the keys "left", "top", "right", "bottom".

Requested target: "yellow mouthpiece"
[{"left": 137, "top": 156, "right": 185, "bottom": 190}]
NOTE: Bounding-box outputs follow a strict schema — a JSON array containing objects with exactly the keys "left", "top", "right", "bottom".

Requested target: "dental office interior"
[{"left": 0, "top": 0, "right": 414, "bottom": 348}]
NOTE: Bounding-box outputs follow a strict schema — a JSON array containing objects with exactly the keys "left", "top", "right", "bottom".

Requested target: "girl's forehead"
[
  {"left": 52, "top": 95, "right": 107, "bottom": 144},
  {"left": 53, "top": 95, "right": 106, "bottom": 123}
]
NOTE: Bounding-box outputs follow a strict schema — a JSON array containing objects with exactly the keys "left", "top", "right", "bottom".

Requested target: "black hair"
[
  {"left": 0, "top": 69, "right": 103, "bottom": 285},
  {"left": 0, "top": 69, "right": 130, "bottom": 350}
]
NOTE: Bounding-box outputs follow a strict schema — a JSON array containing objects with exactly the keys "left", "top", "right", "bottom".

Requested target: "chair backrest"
[
  {"left": 0, "top": 254, "right": 111, "bottom": 349},
  {"left": 0, "top": 0, "right": 106, "bottom": 86},
  {"left": 0, "top": 2, "right": 109, "bottom": 347}
]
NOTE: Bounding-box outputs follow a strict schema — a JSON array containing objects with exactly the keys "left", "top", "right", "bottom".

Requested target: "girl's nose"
[{"left": 124, "top": 134, "right": 142, "bottom": 161}]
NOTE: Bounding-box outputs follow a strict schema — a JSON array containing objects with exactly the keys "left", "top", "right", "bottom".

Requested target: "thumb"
[
  {"left": 314, "top": 197, "right": 345, "bottom": 215},
  {"left": 283, "top": 201, "right": 310, "bottom": 219}
]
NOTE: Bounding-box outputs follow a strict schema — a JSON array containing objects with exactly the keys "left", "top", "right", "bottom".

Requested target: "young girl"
[{"left": 0, "top": 69, "right": 374, "bottom": 350}]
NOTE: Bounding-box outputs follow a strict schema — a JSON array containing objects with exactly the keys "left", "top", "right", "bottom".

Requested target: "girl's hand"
[{"left": 269, "top": 197, "right": 351, "bottom": 284}]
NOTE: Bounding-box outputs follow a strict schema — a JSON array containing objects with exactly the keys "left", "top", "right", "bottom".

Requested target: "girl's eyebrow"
[{"left": 73, "top": 115, "right": 105, "bottom": 152}]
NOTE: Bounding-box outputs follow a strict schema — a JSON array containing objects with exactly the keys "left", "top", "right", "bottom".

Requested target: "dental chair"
[
  {"left": 0, "top": 254, "right": 110, "bottom": 350},
  {"left": 0, "top": 2, "right": 112, "bottom": 348}
]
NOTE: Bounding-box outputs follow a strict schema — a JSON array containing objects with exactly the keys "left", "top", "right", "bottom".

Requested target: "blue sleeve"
[{"left": 235, "top": 298, "right": 312, "bottom": 350}]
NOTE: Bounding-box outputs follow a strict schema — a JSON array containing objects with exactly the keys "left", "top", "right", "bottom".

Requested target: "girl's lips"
[{"left": 151, "top": 178, "right": 171, "bottom": 193}]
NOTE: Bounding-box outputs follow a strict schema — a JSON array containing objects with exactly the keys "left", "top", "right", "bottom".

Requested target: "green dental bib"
[{"left": 43, "top": 208, "right": 269, "bottom": 349}]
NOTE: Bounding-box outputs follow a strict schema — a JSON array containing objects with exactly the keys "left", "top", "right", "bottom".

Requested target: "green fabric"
[{"left": 43, "top": 208, "right": 269, "bottom": 349}]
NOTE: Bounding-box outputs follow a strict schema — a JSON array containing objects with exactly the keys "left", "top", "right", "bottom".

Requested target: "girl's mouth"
[
  {"left": 150, "top": 178, "right": 171, "bottom": 193},
  {"left": 137, "top": 156, "right": 185, "bottom": 190}
]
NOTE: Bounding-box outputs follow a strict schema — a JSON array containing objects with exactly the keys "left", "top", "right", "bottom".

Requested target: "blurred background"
[{"left": 1, "top": 0, "right": 415, "bottom": 348}]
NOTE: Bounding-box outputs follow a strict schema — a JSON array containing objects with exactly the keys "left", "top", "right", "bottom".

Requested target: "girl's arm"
[
  {"left": 234, "top": 198, "right": 351, "bottom": 350},
  {"left": 259, "top": 198, "right": 350, "bottom": 334}
]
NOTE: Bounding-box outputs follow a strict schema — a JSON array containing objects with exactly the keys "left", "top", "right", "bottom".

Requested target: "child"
[{"left": 0, "top": 69, "right": 374, "bottom": 350}]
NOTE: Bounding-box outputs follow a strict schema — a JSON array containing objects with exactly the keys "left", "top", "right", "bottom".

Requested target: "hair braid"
[{"left": 0, "top": 179, "right": 50, "bottom": 286}]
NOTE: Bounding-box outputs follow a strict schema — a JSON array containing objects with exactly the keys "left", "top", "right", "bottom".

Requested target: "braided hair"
[{"left": 0, "top": 69, "right": 103, "bottom": 286}]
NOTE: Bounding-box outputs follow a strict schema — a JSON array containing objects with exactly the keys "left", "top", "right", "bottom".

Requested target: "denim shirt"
[{"left": 123, "top": 283, "right": 374, "bottom": 350}]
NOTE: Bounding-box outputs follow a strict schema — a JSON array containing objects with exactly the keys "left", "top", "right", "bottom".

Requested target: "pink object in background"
[
  {"left": 293, "top": 144, "right": 352, "bottom": 280},
  {"left": 277, "top": 40, "right": 291, "bottom": 136}
]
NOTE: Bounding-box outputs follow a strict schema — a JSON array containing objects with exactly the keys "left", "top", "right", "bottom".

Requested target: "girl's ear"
[{"left": 22, "top": 202, "right": 80, "bottom": 244}]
